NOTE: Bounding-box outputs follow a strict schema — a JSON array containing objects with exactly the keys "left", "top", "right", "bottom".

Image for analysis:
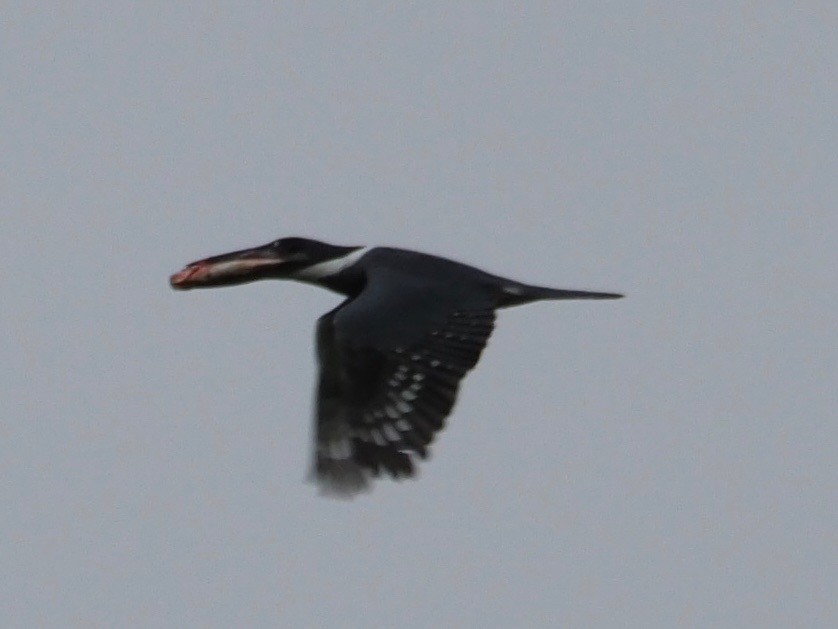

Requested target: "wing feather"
[{"left": 312, "top": 281, "right": 496, "bottom": 496}]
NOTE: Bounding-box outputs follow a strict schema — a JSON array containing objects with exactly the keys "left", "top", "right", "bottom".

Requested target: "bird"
[{"left": 170, "top": 237, "right": 622, "bottom": 496}]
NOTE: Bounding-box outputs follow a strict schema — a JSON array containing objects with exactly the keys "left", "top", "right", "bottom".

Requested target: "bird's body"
[{"left": 170, "top": 237, "right": 621, "bottom": 496}]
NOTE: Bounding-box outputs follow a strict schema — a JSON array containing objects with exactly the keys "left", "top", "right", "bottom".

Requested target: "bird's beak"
[{"left": 170, "top": 244, "right": 286, "bottom": 290}]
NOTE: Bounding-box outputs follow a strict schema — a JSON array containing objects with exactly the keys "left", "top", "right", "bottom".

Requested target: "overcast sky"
[{"left": 2, "top": 3, "right": 835, "bottom": 627}]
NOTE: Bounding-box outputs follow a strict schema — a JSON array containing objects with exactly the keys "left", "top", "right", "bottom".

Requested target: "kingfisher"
[{"left": 170, "top": 237, "right": 622, "bottom": 496}]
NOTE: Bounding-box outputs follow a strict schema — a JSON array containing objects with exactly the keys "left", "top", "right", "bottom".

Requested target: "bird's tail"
[{"left": 498, "top": 283, "right": 623, "bottom": 307}]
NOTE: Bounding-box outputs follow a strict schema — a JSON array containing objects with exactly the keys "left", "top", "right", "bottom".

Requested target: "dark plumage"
[{"left": 170, "top": 237, "right": 622, "bottom": 496}]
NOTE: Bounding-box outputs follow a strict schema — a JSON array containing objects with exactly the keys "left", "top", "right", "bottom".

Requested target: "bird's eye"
[{"left": 274, "top": 239, "right": 305, "bottom": 257}]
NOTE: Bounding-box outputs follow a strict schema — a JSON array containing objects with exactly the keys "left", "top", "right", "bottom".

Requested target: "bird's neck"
[{"left": 291, "top": 246, "right": 371, "bottom": 297}]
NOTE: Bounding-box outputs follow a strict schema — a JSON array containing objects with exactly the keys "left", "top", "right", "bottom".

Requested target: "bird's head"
[{"left": 169, "top": 237, "right": 363, "bottom": 290}]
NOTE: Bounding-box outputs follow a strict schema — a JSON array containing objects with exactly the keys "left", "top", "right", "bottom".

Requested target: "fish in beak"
[{"left": 169, "top": 244, "right": 287, "bottom": 290}]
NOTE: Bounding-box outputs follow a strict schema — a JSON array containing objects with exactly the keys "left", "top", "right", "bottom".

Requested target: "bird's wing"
[{"left": 312, "top": 271, "right": 496, "bottom": 495}]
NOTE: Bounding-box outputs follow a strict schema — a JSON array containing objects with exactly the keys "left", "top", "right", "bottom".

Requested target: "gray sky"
[{"left": 2, "top": 3, "right": 835, "bottom": 627}]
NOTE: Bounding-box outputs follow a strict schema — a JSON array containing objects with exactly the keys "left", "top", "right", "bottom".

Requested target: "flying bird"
[{"left": 170, "top": 237, "right": 622, "bottom": 495}]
